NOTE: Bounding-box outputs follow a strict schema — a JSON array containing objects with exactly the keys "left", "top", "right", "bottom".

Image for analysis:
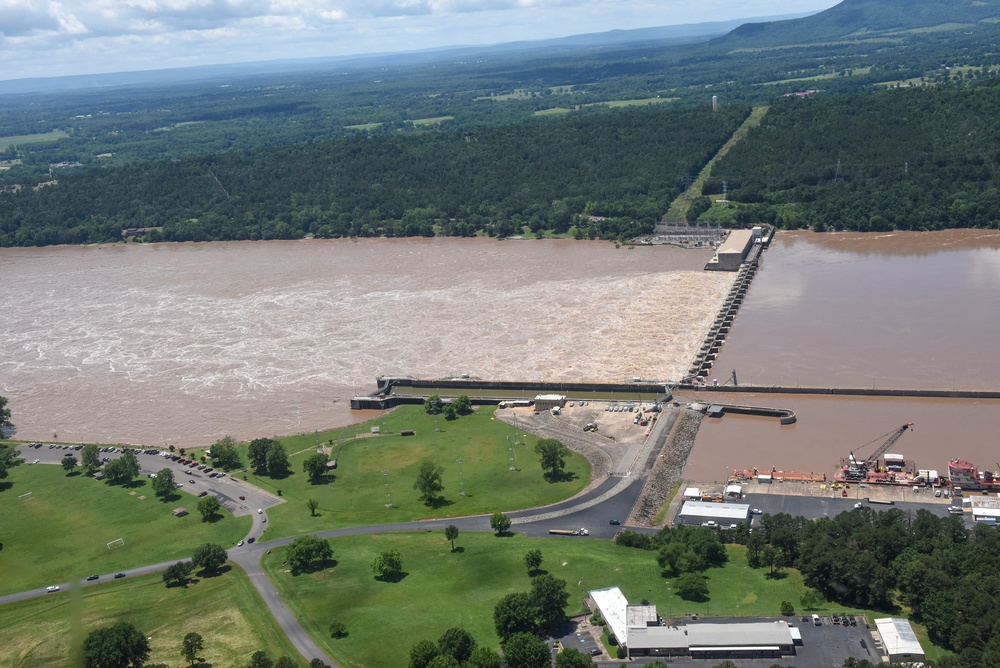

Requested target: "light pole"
[
  {"left": 382, "top": 470, "right": 392, "bottom": 508},
  {"left": 508, "top": 436, "right": 517, "bottom": 471}
]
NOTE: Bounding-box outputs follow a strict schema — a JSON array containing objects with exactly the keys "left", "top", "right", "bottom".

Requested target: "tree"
[
  {"left": 555, "top": 647, "right": 596, "bottom": 667},
  {"left": 530, "top": 573, "right": 570, "bottom": 630},
  {"left": 409, "top": 639, "right": 439, "bottom": 668},
  {"left": 502, "top": 632, "right": 550, "bottom": 668},
  {"left": 197, "top": 494, "right": 222, "bottom": 520},
  {"left": 801, "top": 589, "right": 822, "bottom": 611},
  {"left": 424, "top": 395, "right": 443, "bottom": 415},
  {"left": 453, "top": 395, "right": 473, "bottom": 415},
  {"left": 210, "top": 435, "right": 243, "bottom": 470},
  {"left": 372, "top": 548, "right": 404, "bottom": 581},
  {"left": 119, "top": 449, "right": 140, "bottom": 479},
  {"left": 0, "top": 444, "right": 19, "bottom": 479},
  {"left": 675, "top": 573, "right": 709, "bottom": 601},
  {"left": 309, "top": 660, "right": 332, "bottom": 668},
  {"left": 414, "top": 460, "right": 444, "bottom": 504},
  {"left": 490, "top": 511, "right": 512, "bottom": 535},
  {"left": 443, "top": 403, "right": 457, "bottom": 421},
  {"left": 265, "top": 442, "right": 291, "bottom": 477},
  {"left": 286, "top": 535, "right": 334, "bottom": 574},
  {"left": 103, "top": 459, "right": 133, "bottom": 485},
  {"left": 780, "top": 600, "right": 795, "bottom": 616},
  {"left": 303, "top": 452, "right": 329, "bottom": 483},
  {"left": 275, "top": 658, "right": 296, "bottom": 668},
  {"left": 438, "top": 626, "right": 476, "bottom": 664},
  {"left": 192, "top": 543, "right": 228, "bottom": 574},
  {"left": 307, "top": 498, "right": 320, "bottom": 516},
  {"left": 426, "top": 656, "right": 460, "bottom": 668},
  {"left": 0, "top": 395, "right": 11, "bottom": 430},
  {"left": 465, "top": 647, "right": 503, "bottom": 668},
  {"left": 82, "top": 444, "right": 101, "bottom": 473},
  {"left": 247, "top": 650, "right": 274, "bottom": 668},
  {"left": 329, "top": 619, "right": 348, "bottom": 639},
  {"left": 152, "top": 468, "right": 176, "bottom": 497},
  {"left": 181, "top": 632, "right": 204, "bottom": 667},
  {"left": 524, "top": 549, "right": 544, "bottom": 574},
  {"left": 163, "top": 561, "right": 194, "bottom": 587},
  {"left": 83, "top": 621, "right": 151, "bottom": 668},
  {"left": 444, "top": 524, "right": 459, "bottom": 551},
  {"left": 61, "top": 454, "right": 78, "bottom": 472},
  {"left": 762, "top": 545, "right": 781, "bottom": 576},
  {"left": 534, "top": 438, "right": 569, "bottom": 480},
  {"left": 248, "top": 437, "right": 279, "bottom": 472},
  {"left": 494, "top": 591, "right": 539, "bottom": 641}
]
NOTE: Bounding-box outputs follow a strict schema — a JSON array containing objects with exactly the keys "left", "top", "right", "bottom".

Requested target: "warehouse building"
[
  {"left": 677, "top": 500, "right": 751, "bottom": 527},
  {"left": 967, "top": 496, "right": 1000, "bottom": 524},
  {"left": 874, "top": 618, "right": 924, "bottom": 664},
  {"left": 588, "top": 587, "right": 795, "bottom": 660}
]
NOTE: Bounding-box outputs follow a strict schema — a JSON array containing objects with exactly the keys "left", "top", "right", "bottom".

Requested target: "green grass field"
[
  {"left": 0, "top": 569, "right": 299, "bottom": 667},
  {"left": 0, "top": 464, "right": 250, "bottom": 595},
  {"left": 262, "top": 533, "right": 853, "bottom": 667},
  {"left": 0, "top": 130, "right": 69, "bottom": 149},
  {"left": 236, "top": 406, "right": 590, "bottom": 538},
  {"left": 409, "top": 116, "right": 455, "bottom": 126},
  {"left": 344, "top": 122, "right": 383, "bottom": 131}
]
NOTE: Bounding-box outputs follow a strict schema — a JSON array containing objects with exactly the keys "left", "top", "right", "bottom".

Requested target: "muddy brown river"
[
  {"left": 686, "top": 229, "right": 1000, "bottom": 481},
  {"left": 0, "top": 238, "right": 730, "bottom": 446}
]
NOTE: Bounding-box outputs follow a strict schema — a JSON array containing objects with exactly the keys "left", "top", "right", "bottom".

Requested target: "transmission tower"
[{"left": 834, "top": 159, "right": 842, "bottom": 182}]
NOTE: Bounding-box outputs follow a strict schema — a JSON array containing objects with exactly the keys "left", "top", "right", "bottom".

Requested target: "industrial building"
[
  {"left": 532, "top": 394, "right": 566, "bottom": 411},
  {"left": 677, "top": 500, "right": 750, "bottom": 527},
  {"left": 874, "top": 618, "right": 924, "bottom": 664},
  {"left": 705, "top": 229, "right": 757, "bottom": 271},
  {"left": 589, "top": 587, "right": 795, "bottom": 660},
  {"left": 966, "top": 496, "right": 1000, "bottom": 524}
]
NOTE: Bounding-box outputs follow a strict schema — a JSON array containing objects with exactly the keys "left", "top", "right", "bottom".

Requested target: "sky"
[{"left": 0, "top": 0, "right": 840, "bottom": 82}]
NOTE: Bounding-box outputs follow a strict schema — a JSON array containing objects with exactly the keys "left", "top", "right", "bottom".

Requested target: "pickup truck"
[{"left": 549, "top": 528, "right": 589, "bottom": 536}]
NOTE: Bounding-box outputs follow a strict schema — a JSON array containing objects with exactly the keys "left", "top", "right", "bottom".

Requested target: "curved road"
[{"left": 4, "top": 430, "right": 660, "bottom": 666}]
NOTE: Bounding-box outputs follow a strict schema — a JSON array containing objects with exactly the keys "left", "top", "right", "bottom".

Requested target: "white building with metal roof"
[
  {"left": 677, "top": 500, "right": 751, "bottom": 527},
  {"left": 874, "top": 618, "right": 924, "bottom": 664}
]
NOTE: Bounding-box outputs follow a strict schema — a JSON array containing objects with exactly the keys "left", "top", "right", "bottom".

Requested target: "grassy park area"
[
  {"left": 0, "top": 569, "right": 298, "bottom": 667},
  {"left": 0, "top": 464, "right": 249, "bottom": 595},
  {"left": 239, "top": 405, "right": 591, "bottom": 537},
  {"left": 262, "top": 532, "right": 854, "bottom": 667}
]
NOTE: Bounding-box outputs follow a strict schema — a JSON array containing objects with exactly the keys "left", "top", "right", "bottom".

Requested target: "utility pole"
[{"left": 382, "top": 470, "right": 392, "bottom": 508}]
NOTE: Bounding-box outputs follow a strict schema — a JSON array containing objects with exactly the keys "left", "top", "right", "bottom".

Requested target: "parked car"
[
  {"left": 198, "top": 491, "right": 208, "bottom": 497},
  {"left": 46, "top": 586, "right": 60, "bottom": 593},
  {"left": 86, "top": 575, "right": 99, "bottom": 581},
  {"left": 114, "top": 572, "right": 126, "bottom": 579},
  {"left": 237, "top": 540, "right": 244, "bottom": 547},
  {"left": 188, "top": 479, "right": 196, "bottom": 484},
  {"left": 239, "top": 495, "right": 246, "bottom": 501},
  {"left": 248, "top": 537, "right": 256, "bottom": 543},
  {"left": 751, "top": 508, "right": 763, "bottom": 514},
  {"left": 257, "top": 508, "right": 263, "bottom": 514},
  {"left": 609, "top": 519, "right": 621, "bottom": 525}
]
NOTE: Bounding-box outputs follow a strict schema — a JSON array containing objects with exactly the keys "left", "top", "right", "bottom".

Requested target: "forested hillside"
[
  {"left": 717, "top": 0, "right": 1000, "bottom": 49},
  {"left": 703, "top": 83, "right": 1000, "bottom": 231},
  {"left": 0, "top": 106, "right": 747, "bottom": 246}
]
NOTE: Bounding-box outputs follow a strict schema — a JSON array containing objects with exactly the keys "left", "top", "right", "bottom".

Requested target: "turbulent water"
[{"left": 1, "top": 238, "right": 732, "bottom": 446}]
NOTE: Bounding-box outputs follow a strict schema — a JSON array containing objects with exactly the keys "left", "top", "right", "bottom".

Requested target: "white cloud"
[{"left": 0, "top": 0, "right": 839, "bottom": 80}]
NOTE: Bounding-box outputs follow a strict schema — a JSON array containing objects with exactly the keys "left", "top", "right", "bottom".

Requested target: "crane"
[{"left": 846, "top": 423, "right": 913, "bottom": 479}]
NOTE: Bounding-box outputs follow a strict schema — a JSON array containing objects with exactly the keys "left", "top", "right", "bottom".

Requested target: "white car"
[
  {"left": 751, "top": 508, "right": 763, "bottom": 515},
  {"left": 237, "top": 540, "right": 245, "bottom": 547},
  {"left": 257, "top": 508, "right": 263, "bottom": 514},
  {"left": 46, "top": 586, "right": 60, "bottom": 593}
]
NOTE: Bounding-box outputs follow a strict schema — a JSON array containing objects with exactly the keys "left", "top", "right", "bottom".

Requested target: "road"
[{"left": 5, "top": 444, "right": 652, "bottom": 667}]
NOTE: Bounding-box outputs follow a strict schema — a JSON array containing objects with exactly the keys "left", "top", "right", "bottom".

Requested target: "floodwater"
[
  {"left": 686, "top": 230, "right": 1000, "bottom": 481},
  {"left": 0, "top": 238, "right": 731, "bottom": 446}
]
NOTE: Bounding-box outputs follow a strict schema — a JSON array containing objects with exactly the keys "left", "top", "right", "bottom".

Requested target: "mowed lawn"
[
  {"left": 244, "top": 406, "right": 591, "bottom": 537},
  {"left": 0, "top": 569, "right": 299, "bottom": 668},
  {"left": 262, "top": 533, "right": 843, "bottom": 667},
  {"left": 0, "top": 464, "right": 250, "bottom": 595}
]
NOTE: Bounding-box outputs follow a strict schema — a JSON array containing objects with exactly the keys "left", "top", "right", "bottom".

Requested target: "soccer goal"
[
  {"left": 106, "top": 538, "right": 125, "bottom": 551},
  {"left": 17, "top": 491, "right": 33, "bottom": 501}
]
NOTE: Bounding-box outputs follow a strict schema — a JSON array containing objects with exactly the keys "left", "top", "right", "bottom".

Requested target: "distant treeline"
[
  {"left": 0, "top": 106, "right": 747, "bottom": 247},
  {"left": 704, "top": 83, "right": 1000, "bottom": 231}
]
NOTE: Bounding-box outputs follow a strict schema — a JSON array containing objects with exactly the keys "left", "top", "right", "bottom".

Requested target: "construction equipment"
[{"left": 845, "top": 423, "right": 913, "bottom": 480}]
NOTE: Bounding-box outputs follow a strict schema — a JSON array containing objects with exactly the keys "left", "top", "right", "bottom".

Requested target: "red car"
[{"left": 239, "top": 495, "right": 246, "bottom": 500}]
